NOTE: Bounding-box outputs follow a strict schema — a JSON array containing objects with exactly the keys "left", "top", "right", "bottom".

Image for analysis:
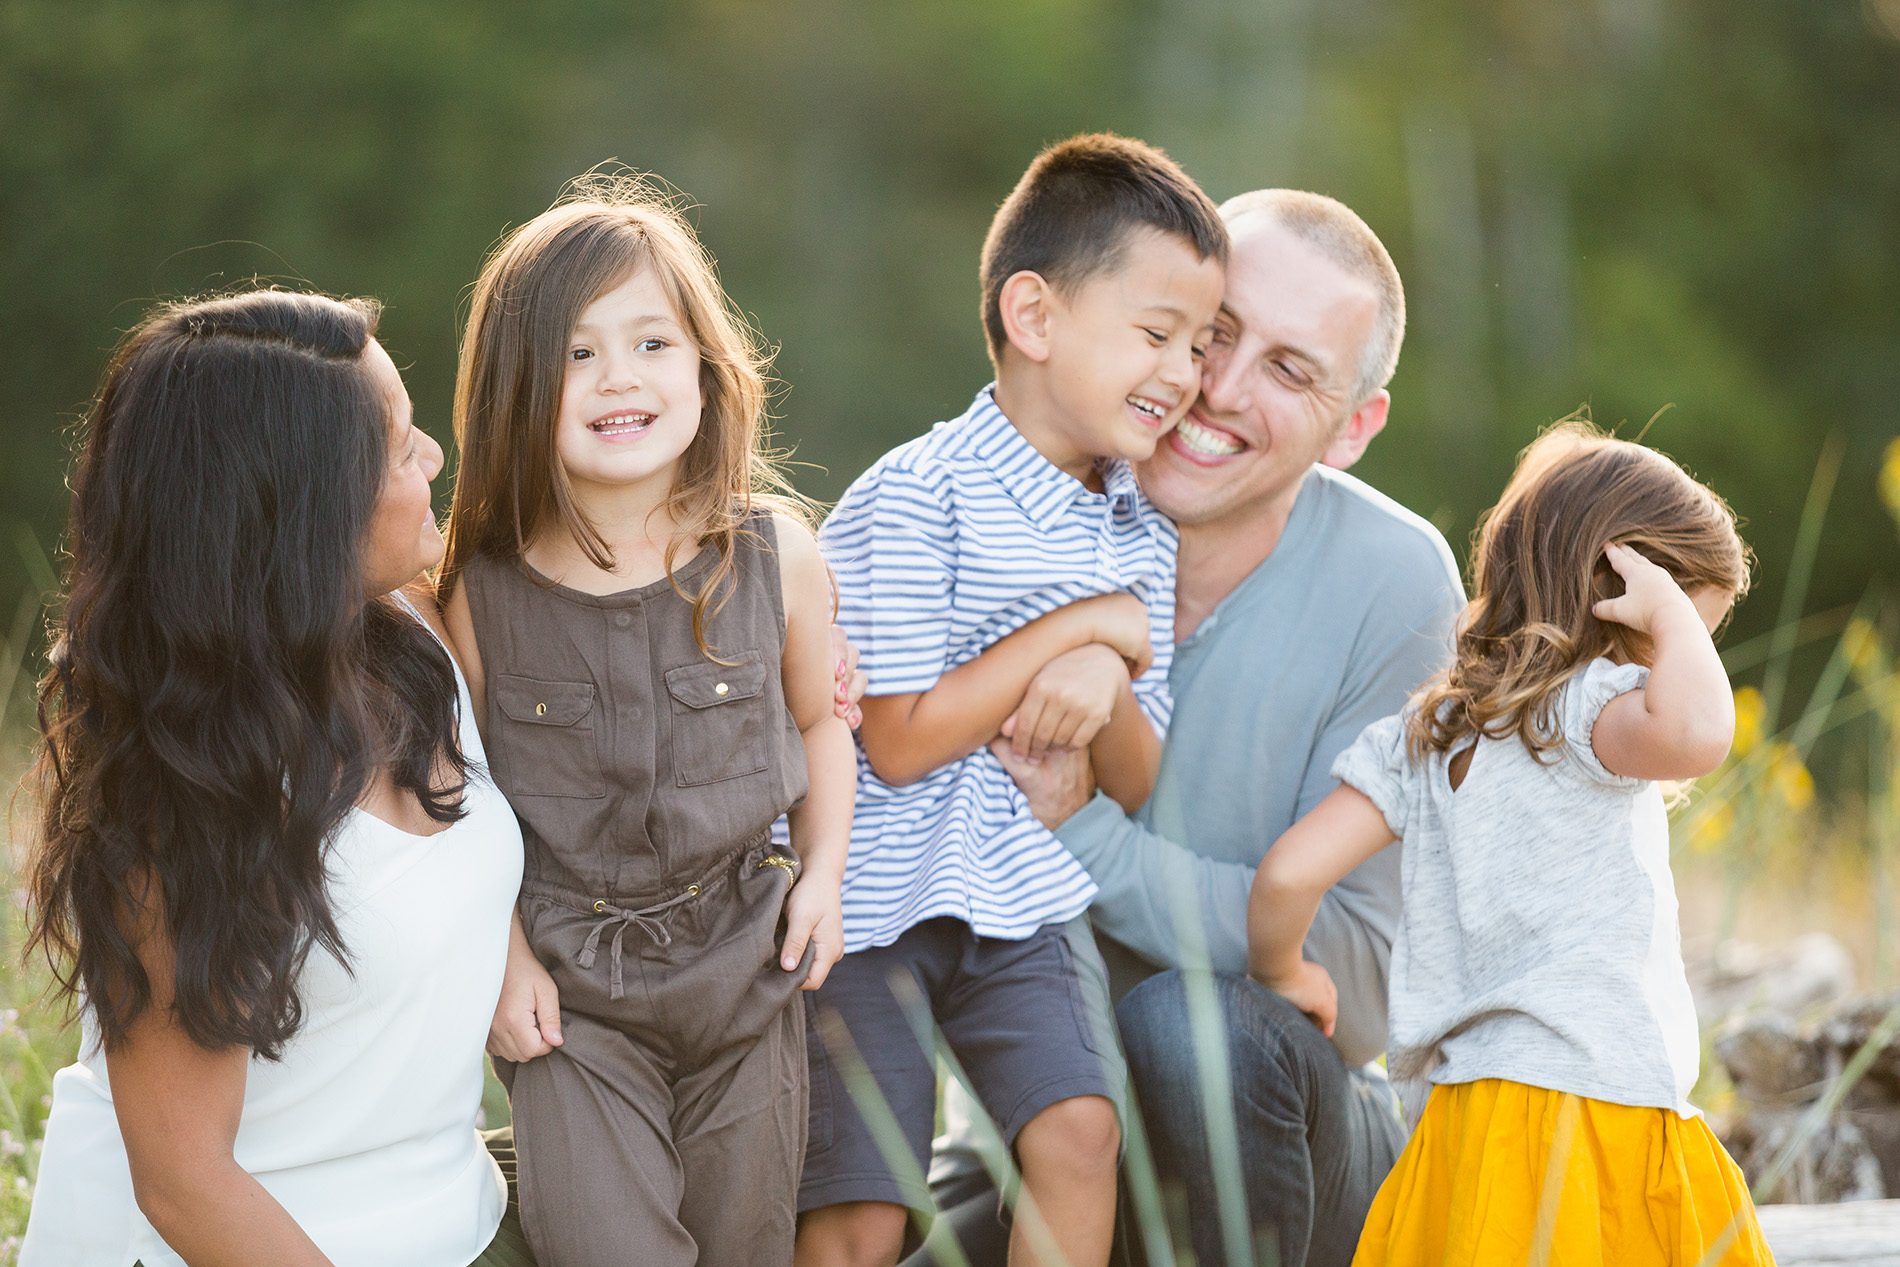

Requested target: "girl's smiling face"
[{"left": 555, "top": 265, "right": 703, "bottom": 497}]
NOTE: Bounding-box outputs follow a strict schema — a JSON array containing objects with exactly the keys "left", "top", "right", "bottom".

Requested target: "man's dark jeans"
[
  {"left": 906, "top": 970, "right": 1407, "bottom": 1267},
  {"left": 1118, "top": 970, "right": 1406, "bottom": 1267}
]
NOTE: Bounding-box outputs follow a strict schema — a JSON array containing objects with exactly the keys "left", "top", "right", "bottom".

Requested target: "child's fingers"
[
  {"left": 534, "top": 978, "right": 564, "bottom": 1047},
  {"left": 802, "top": 936, "right": 838, "bottom": 991},
  {"left": 1593, "top": 596, "right": 1634, "bottom": 626},
  {"left": 781, "top": 908, "right": 816, "bottom": 972},
  {"left": 1011, "top": 701, "right": 1047, "bottom": 758},
  {"left": 1027, "top": 701, "right": 1069, "bottom": 757}
]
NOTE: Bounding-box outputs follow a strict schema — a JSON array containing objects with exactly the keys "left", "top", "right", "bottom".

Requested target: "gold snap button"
[
  {"left": 714, "top": 682, "right": 729, "bottom": 696},
  {"left": 536, "top": 702, "right": 548, "bottom": 716}
]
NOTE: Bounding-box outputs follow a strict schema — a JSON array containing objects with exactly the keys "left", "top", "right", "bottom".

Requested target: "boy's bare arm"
[
  {"left": 1086, "top": 677, "right": 1163, "bottom": 813},
  {"left": 857, "top": 591, "right": 1152, "bottom": 787}
]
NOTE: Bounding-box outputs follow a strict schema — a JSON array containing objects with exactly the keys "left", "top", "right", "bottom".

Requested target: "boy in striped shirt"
[{"left": 797, "top": 135, "right": 1227, "bottom": 1267}]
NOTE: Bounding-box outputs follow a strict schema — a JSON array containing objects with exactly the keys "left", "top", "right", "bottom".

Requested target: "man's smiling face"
[{"left": 1136, "top": 212, "right": 1384, "bottom": 529}]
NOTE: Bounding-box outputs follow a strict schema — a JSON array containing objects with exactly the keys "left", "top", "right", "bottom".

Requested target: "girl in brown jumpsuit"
[{"left": 439, "top": 179, "right": 854, "bottom": 1267}]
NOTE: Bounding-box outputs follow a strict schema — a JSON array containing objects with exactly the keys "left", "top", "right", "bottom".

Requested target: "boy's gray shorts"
[{"left": 797, "top": 915, "right": 1127, "bottom": 1218}]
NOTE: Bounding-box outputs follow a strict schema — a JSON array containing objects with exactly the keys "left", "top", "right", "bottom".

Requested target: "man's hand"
[
  {"left": 781, "top": 870, "right": 844, "bottom": 990},
  {"left": 829, "top": 626, "right": 865, "bottom": 730},
  {"left": 1000, "top": 643, "right": 1130, "bottom": 759},
  {"left": 488, "top": 919, "right": 563, "bottom": 1062},
  {"left": 1259, "top": 959, "right": 1338, "bottom": 1038},
  {"left": 991, "top": 738, "right": 1095, "bottom": 829}
]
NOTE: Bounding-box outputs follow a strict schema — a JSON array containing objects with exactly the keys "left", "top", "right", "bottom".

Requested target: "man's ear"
[
  {"left": 997, "top": 271, "right": 1056, "bottom": 364},
  {"left": 1321, "top": 389, "right": 1389, "bottom": 471}
]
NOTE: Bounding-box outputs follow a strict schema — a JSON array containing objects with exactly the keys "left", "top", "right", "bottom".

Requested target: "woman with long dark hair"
[{"left": 20, "top": 290, "right": 530, "bottom": 1266}]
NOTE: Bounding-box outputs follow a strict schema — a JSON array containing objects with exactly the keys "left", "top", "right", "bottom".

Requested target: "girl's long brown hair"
[
  {"left": 1411, "top": 419, "right": 1753, "bottom": 760},
  {"left": 438, "top": 174, "right": 810, "bottom": 654}
]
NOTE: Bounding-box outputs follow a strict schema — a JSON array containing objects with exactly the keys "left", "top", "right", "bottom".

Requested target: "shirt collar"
[{"left": 965, "top": 386, "right": 1126, "bottom": 530}]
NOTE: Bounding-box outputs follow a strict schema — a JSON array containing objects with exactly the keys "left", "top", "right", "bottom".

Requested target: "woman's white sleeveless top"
[{"left": 22, "top": 597, "right": 524, "bottom": 1266}]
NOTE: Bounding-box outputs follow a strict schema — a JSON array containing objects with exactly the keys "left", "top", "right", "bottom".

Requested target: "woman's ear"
[{"left": 997, "top": 271, "right": 1056, "bottom": 364}]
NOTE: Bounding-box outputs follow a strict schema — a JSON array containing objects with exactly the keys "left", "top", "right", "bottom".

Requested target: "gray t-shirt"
[
  {"left": 1055, "top": 465, "right": 1465, "bottom": 1065},
  {"left": 1335, "top": 658, "right": 1702, "bottom": 1115}
]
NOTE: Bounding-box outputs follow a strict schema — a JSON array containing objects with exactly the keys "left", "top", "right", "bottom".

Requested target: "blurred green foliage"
[{"left": 2, "top": 0, "right": 1898, "bottom": 770}]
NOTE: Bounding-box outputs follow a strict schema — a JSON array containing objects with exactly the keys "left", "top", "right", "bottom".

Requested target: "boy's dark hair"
[{"left": 980, "top": 133, "right": 1228, "bottom": 359}]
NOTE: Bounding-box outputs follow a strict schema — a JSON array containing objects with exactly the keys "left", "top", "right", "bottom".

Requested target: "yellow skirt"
[{"left": 1352, "top": 1079, "right": 1775, "bottom": 1267}]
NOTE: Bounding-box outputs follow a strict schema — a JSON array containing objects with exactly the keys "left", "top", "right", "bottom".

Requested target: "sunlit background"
[{"left": 2, "top": 0, "right": 1900, "bottom": 1242}]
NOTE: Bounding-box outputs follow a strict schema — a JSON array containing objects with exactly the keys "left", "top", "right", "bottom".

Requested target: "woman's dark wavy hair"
[{"left": 28, "top": 289, "right": 469, "bottom": 1059}]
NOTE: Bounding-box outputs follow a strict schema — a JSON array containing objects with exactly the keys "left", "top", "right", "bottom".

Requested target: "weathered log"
[{"left": 1756, "top": 1198, "right": 1900, "bottom": 1265}]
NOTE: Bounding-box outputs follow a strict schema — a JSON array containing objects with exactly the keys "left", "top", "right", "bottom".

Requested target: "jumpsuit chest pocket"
[
  {"left": 664, "top": 655, "right": 772, "bottom": 787},
  {"left": 492, "top": 675, "right": 606, "bottom": 799}
]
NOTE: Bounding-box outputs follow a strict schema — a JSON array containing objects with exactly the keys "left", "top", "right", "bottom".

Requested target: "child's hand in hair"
[
  {"left": 1260, "top": 960, "right": 1338, "bottom": 1039},
  {"left": 1592, "top": 542, "right": 1701, "bottom": 634},
  {"left": 1590, "top": 541, "right": 1737, "bottom": 780}
]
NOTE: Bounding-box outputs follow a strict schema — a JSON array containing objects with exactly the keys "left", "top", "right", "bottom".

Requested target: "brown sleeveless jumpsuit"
[{"left": 463, "top": 512, "right": 811, "bottom": 1267}]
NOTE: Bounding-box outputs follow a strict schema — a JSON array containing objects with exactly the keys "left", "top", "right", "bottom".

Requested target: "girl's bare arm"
[
  {"left": 1247, "top": 786, "right": 1398, "bottom": 1034},
  {"left": 776, "top": 516, "right": 855, "bottom": 989}
]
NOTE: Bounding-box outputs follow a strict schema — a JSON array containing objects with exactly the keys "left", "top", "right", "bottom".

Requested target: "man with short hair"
[{"left": 928, "top": 189, "right": 1464, "bottom": 1267}]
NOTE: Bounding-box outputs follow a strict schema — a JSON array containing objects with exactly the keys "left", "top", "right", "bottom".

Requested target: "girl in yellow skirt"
[{"left": 1248, "top": 421, "right": 1776, "bottom": 1266}]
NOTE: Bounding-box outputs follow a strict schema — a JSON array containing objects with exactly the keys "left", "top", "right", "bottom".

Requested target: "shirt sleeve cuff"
[{"left": 1053, "top": 790, "right": 1128, "bottom": 870}]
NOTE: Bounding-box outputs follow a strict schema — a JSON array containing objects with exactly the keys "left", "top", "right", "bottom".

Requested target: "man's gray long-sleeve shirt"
[{"left": 1057, "top": 464, "right": 1464, "bottom": 1066}]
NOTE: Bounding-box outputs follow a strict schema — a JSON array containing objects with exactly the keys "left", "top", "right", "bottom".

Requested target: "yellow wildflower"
[
  {"left": 1731, "top": 686, "right": 1766, "bottom": 757},
  {"left": 1882, "top": 437, "right": 1900, "bottom": 527},
  {"left": 1769, "top": 742, "right": 1815, "bottom": 812},
  {"left": 1689, "top": 801, "right": 1736, "bottom": 854}
]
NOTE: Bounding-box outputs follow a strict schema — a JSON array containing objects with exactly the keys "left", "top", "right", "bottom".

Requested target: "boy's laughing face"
[{"left": 1030, "top": 229, "right": 1224, "bottom": 470}]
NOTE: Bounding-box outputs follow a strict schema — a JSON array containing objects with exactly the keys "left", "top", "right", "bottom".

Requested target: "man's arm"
[{"left": 994, "top": 554, "right": 1461, "bottom": 1066}]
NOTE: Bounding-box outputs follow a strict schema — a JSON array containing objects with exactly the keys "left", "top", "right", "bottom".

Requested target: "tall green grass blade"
[
  {"left": 1718, "top": 604, "right": 1853, "bottom": 675},
  {"left": 812, "top": 1005, "right": 973, "bottom": 1267},
  {"left": 883, "top": 970, "right": 1069, "bottom": 1267},
  {"left": 1162, "top": 864, "right": 1256, "bottom": 1267},
  {"left": 0, "top": 590, "right": 40, "bottom": 739},
  {"left": 14, "top": 524, "right": 57, "bottom": 599},
  {"left": 1759, "top": 435, "right": 1842, "bottom": 732}
]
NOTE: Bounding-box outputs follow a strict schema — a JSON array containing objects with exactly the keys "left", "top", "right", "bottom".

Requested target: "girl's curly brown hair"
[{"left": 1410, "top": 419, "right": 1753, "bottom": 761}]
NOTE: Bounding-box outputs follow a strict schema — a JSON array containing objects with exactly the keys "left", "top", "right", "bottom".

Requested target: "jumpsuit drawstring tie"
[{"left": 577, "top": 885, "right": 702, "bottom": 1000}]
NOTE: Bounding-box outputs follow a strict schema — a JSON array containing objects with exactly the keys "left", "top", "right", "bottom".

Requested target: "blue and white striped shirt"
[{"left": 821, "top": 387, "right": 1176, "bottom": 951}]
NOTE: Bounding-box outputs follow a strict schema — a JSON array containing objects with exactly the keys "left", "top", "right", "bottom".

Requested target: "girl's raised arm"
[
  {"left": 1247, "top": 785, "right": 1398, "bottom": 1037},
  {"left": 1590, "top": 542, "right": 1735, "bottom": 781}
]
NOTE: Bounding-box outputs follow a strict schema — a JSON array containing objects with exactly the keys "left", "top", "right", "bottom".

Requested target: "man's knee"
[
  {"left": 1117, "top": 972, "right": 1314, "bottom": 1110},
  {"left": 796, "top": 1200, "right": 910, "bottom": 1267},
  {"left": 1016, "top": 1094, "right": 1120, "bottom": 1183}
]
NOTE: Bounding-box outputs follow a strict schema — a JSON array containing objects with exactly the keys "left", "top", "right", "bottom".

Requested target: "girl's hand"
[
  {"left": 488, "top": 920, "right": 563, "bottom": 1062},
  {"left": 781, "top": 870, "right": 844, "bottom": 991},
  {"left": 1592, "top": 542, "right": 1699, "bottom": 634},
  {"left": 1000, "top": 643, "right": 1130, "bottom": 759},
  {"left": 830, "top": 626, "right": 865, "bottom": 730},
  {"left": 1262, "top": 960, "right": 1338, "bottom": 1038},
  {"left": 1075, "top": 592, "right": 1155, "bottom": 679}
]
